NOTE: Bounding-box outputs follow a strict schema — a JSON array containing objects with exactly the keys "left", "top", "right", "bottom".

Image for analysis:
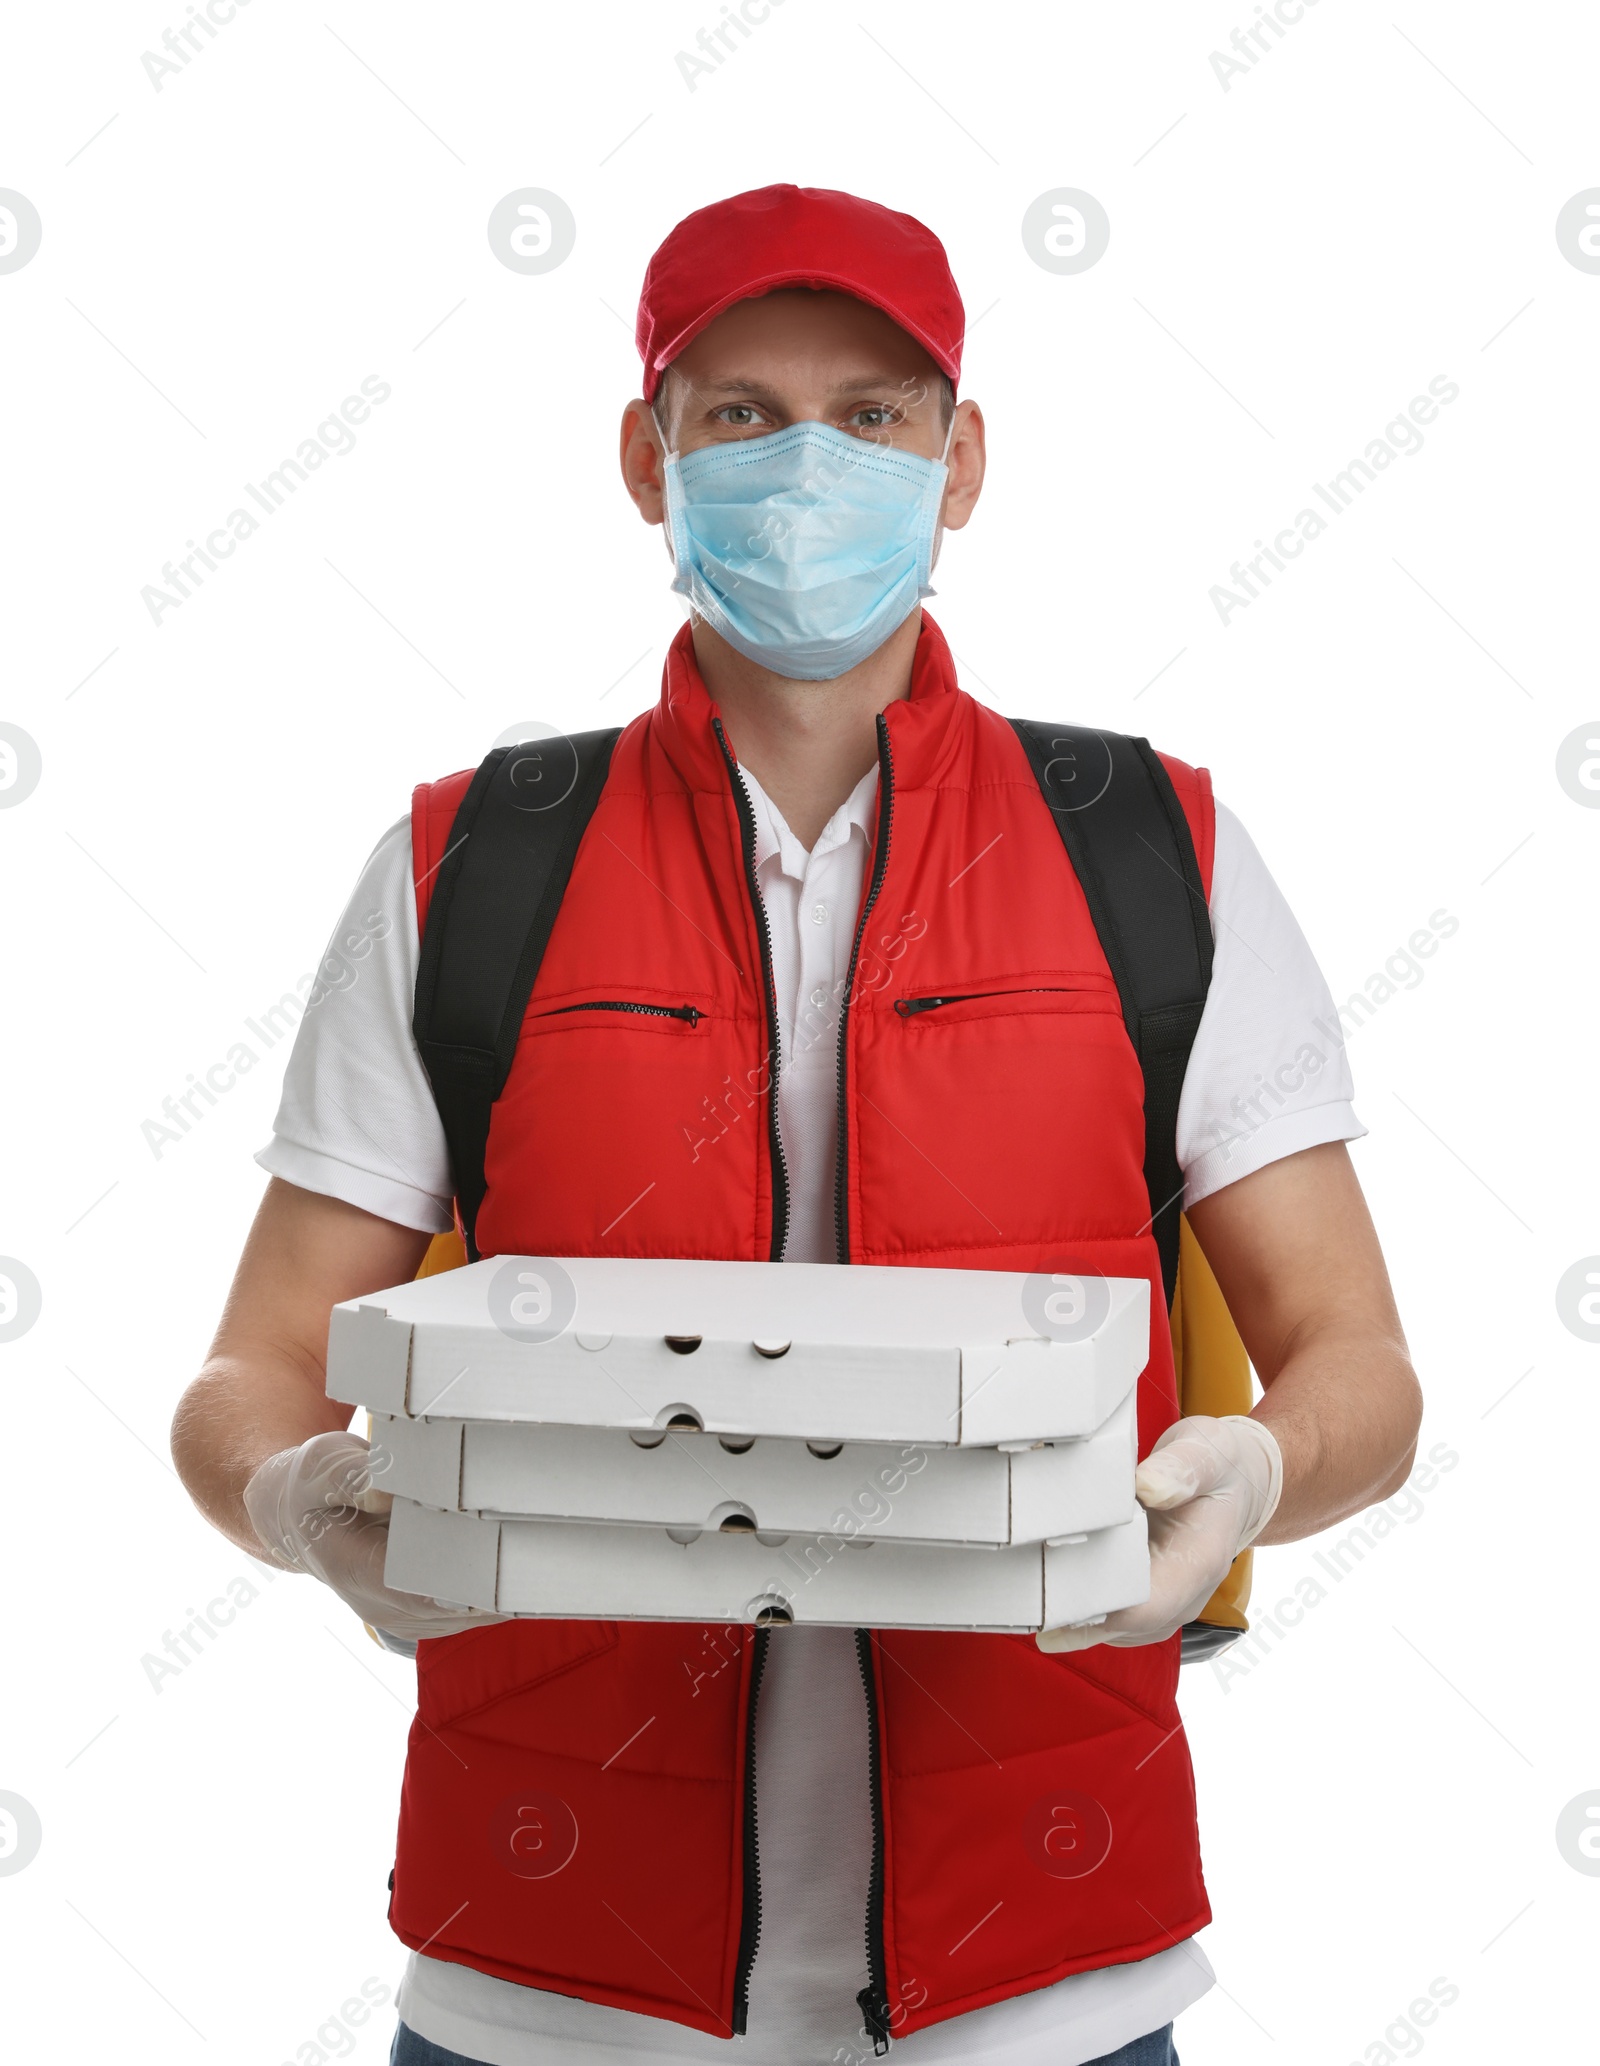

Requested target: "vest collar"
[{"left": 651, "top": 611, "right": 966, "bottom": 797}]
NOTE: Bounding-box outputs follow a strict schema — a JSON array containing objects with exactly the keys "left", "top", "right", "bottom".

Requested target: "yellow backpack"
[
  {"left": 391, "top": 1214, "right": 1255, "bottom": 1658},
  {"left": 1168, "top": 1215, "right": 1254, "bottom": 1652}
]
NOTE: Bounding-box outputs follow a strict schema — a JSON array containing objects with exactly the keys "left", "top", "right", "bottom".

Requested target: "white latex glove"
[
  {"left": 1037, "top": 1414, "right": 1283, "bottom": 1654},
  {"left": 243, "top": 1431, "right": 506, "bottom": 1643}
]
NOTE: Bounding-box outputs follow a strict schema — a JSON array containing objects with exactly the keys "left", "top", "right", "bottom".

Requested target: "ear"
[
  {"left": 619, "top": 398, "right": 667, "bottom": 526},
  {"left": 938, "top": 399, "right": 987, "bottom": 533}
]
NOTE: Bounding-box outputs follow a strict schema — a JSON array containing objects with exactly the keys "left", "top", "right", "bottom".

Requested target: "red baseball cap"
[{"left": 635, "top": 183, "right": 965, "bottom": 404}]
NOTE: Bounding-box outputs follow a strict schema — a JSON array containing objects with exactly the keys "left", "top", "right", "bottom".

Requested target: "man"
[{"left": 171, "top": 185, "right": 1421, "bottom": 2066}]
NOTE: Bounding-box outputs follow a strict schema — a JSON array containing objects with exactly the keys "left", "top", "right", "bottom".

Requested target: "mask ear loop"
[
  {"left": 652, "top": 394, "right": 679, "bottom": 465},
  {"left": 652, "top": 394, "right": 685, "bottom": 571},
  {"left": 928, "top": 391, "right": 959, "bottom": 575}
]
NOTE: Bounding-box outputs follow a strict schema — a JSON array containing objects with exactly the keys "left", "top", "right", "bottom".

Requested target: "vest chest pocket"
[
  {"left": 855, "top": 971, "right": 1142, "bottom": 1254},
  {"left": 485, "top": 986, "right": 759, "bottom": 1259}
]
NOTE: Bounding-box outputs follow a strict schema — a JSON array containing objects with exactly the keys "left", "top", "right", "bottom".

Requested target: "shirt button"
[
  {"left": 811, "top": 902, "right": 828, "bottom": 924},
  {"left": 810, "top": 985, "right": 829, "bottom": 1010}
]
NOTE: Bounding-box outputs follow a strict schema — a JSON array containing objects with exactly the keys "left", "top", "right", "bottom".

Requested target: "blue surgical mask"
[{"left": 662, "top": 419, "right": 950, "bottom": 681}]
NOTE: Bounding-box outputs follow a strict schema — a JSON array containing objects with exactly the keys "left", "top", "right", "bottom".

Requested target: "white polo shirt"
[{"left": 259, "top": 765, "right": 1364, "bottom": 2066}]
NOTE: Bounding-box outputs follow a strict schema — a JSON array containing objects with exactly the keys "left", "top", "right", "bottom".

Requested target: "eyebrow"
[{"left": 687, "top": 373, "right": 929, "bottom": 400}]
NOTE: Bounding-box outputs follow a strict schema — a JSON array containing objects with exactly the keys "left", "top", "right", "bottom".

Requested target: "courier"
[{"left": 171, "top": 184, "right": 1422, "bottom": 2066}]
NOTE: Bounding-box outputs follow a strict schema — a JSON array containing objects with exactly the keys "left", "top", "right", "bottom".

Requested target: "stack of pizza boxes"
[{"left": 324, "top": 1256, "right": 1152, "bottom": 1633}]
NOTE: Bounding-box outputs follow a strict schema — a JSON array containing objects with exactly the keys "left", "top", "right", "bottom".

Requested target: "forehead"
[{"left": 668, "top": 288, "right": 939, "bottom": 393}]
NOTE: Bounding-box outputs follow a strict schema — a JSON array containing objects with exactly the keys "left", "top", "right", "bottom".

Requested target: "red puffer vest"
[{"left": 391, "top": 615, "right": 1215, "bottom": 2045}]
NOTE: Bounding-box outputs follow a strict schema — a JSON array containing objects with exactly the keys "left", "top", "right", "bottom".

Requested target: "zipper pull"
[
  {"left": 894, "top": 996, "right": 945, "bottom": 1017},
  {"left": 856, "top": 1985, "right": 892, "bottom": 2053}
]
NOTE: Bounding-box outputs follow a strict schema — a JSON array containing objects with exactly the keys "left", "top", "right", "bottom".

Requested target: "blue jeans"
[{"left": 389, "top": 2020, "right": 1178, "bottom": 2063}]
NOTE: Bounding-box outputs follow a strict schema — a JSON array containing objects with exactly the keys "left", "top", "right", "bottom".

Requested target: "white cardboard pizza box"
[
  {"left": 383, "top": 1495, "right": 1150, "bottom": 1633},
  {"left": 329, "top": 1255, "right": 1148, "bottom": 1447},
  {"left": 366, "top": 1388, "right": 1139, "bottom": 1545}
]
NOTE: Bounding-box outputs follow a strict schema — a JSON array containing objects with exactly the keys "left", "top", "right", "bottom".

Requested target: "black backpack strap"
[
  {"left": 1009, "top": 721, "right": 1214, "bottom": 1309},
  {"left": 412, "top": 728, "right": 621, "bottom": 1259}
]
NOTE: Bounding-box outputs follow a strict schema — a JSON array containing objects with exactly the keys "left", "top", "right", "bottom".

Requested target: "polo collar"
[{"left": 738, "top": 759, "right": 879, "bottom": 881}]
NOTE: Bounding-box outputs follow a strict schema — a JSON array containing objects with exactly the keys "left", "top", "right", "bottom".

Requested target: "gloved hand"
[
  {"left": 1037, "top": 1413, "right": 1283, "bottom": 1654},
  {"left": 243, "top": 1431, "right": 507, "bottom": 1644}
]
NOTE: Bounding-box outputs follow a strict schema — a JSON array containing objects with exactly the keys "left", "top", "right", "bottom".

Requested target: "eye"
[
  {"left": 713, "top": 403, "right": 770, "bottom": 429},
  {"left": 846, "top": 405, "right": 900, "bottom": 433}
]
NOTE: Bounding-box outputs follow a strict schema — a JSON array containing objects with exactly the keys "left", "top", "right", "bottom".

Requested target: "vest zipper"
[
  {"left": 833, "top": 711, "right": 895, "bottom": 1266},
  {"left": 712, "top": 726, "right": 788, "bottom": 2035},
  {"left": 716, "top": 717, "right": 894, "bottom": 2042},
  {"left": 712, "top": 718, "right": 791, "bottom": 1262},
  {"left": 854, "top": 1628, "right": 893, "bottom": 2055},
  {"left": 839, "top": 718, "right": 897, "bottom": 2052},
  {"left": 547, "top": 1000, "right": 702, "bottom": 1023},
  {"left": 730, "top": 1623, "right": 772, "bottom": 2036}
]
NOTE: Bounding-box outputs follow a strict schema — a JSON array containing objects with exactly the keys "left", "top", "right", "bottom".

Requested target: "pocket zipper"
[
  {"left": 548, "top": 1000, "right": 702, "bottom": 1024},
  {"left": 894, "top": 986, "right": 1079, "bottom": 1017}
]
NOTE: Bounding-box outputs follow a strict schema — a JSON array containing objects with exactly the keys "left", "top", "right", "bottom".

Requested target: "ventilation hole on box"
[
  {"left": 718, "top": 1434, "right": 755, "bottom": 1454},
  {"left": 719, "top": 1512, "right": 756, "bottom": 1533},
  {"left": 806, "top": 1440, "right": 843, "bottom": 1460},
  {"left": 749, "top": 1595, "right": 794, "bottom": 1627},
  {"left": 628, "top": 1429, "right": 667, "bottom": 1450},
  {"left": 752, "top": 1339, "right": 791, "bottom": 1359},
  {"left": 665, "top": 1335, "right": 702, "bottom": 1355},
  {"left": 665, "top": 1411, "right": 703, "bottom": 1432}
]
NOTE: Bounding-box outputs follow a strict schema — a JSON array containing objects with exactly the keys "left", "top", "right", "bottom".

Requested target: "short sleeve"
[
  {"left": 1178, "top": 803, "right": 1367, "bottom": 1207},
  {"left": 254, "top": 816, "right": 454, "bottom": 1233}
]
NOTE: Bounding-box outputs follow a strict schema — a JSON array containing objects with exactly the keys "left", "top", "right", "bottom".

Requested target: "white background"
[{"left": 2, "top": 1, "right": 1597, "bottom": 2059}]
